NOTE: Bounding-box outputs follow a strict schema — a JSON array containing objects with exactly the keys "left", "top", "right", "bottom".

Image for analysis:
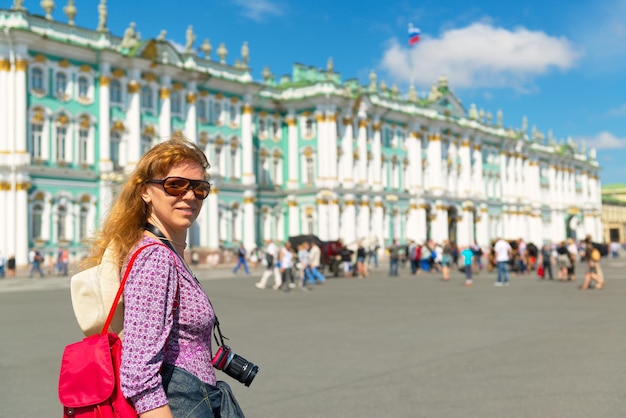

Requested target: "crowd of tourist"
[{"left": 244, "top": 234, "right": 617, "bottom": 292}]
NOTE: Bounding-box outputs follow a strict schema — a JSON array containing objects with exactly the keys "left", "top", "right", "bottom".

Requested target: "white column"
[
  {"left": 357, "top": 198, "right": 371, "bottom": 243},
  {"left": 428, "top": 132, "right": 444, "bottom": 196},
  {"left": 459, "top": 138, "right": 472, "bottom": 198},
  {"left": 416, "top": 203, "right": 427, "bottom": 243},
  {"left": 243, "top": 191, "right": 256, "bottom": 250},
  {"left": 472, "top": 142, "right": 484, "bottom": 198},
  {"left": 185, "top": 84, "right": 197, "bottom": 142},
  {"left": 14, "top": 57, "right": 27, "bottom": 154},
  {"left": 286, "top": 115, "right": 299, "bottom": 189},
  {"left": 205, "top": 185, "right": 219, "bottom": 249},
  {"left": 447, "top": 140, "right": 458, "bottom": 196},
  {"left": 241, "top": 101, "right": 254, "bottom": 185},
  {"left": 328, "top": 198, "right": 340, "bottom": 241},
  {"left": 98, "top": 70, "right": 112, "bottom": 172},
  {"left": 14, "top": 174, "right": 31, "bottom": 265},
  {"left": 457, "top": 207, "right": 471, "bottom": 248},
  {"left": 288, "top": 196, "right": 299, "bottom": 236},
  {"left": 315, "top": 112, "right": 327, "bottom": 188},
  {"left": 159, "top": 78, "right": 172, "bottom": 141},
  {"left": 407, "top": 131, "right": 420, "bottom": 192},
  {"left": 372, "top": 197, "right": 385, "bottom": 247},
  {"left": 341, "top": 117, "right": 354, "bottom": 188},
  {"left": 406, "top": 200, "right": 418, "bottom": 242},
  {"left": 357, "top": 119, "right": 368, "bottom": 186},
  {"left": 327, "top": 113, "right": 338, "bottom": 189},
  {"left": 0, "top": 57, "right": 8, "bottom": 156},
  {"left": 125, "top": 71, "right": 141, "bottom": 171},
  {"left": 476, "top": 205, "right": 489, "bottom": 247},
  {"left": 343, "top": 195, "right": 357, "bottom": 245},
  {"left": 372, "top": 121, "right": 382, "bottom": 192},
  {"left": 433, "top": 201, "right": 448, "bottom": 244},
  {"left": 317, "top": 198, "right": 328, "bottom": 241}
]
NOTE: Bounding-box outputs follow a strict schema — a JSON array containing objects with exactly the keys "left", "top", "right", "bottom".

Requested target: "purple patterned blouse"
[{"left": 119, "top": 236, "right": 216, "bottom": 414}]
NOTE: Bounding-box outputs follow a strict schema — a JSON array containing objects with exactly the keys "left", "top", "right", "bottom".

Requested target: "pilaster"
[
  {"left": 428, "top": 132, "right": 443, "bottom": 196},
  {"left": 327, "top": 113, "right": 338, "bottom": 188},
  {"left": 241, "top": 101, "right": 255, "bottom": 185},
  {"left": 328, "top": 198, "right": 340, "bottom": 241},
  {"left": 372, "top": 197, "right": 385, "bottom": 248},
  {"left": 286, "top": 114, "right": 299, "bottom": 189},
  {"left": 287, "top": 196, "right": 300, "bottom": 236},
  {"left": 159, "top": 75, "right": 172, "bottom": 140},
  {"left": 342, "top": 194, "right": 356, "bottom": 245},
  {"left": 459, "top": 137, "right": 472, "bottom": 198},
  {"left": 357, "top": 119, "right": 368, "bottom": 186},
  {"left": 184, "top": 82, "right": 197, "bottom": 142},
  {"left": 98, "top": 62, "right": 112, "bottom": 172},
  {"left": 472, "top": 142, "right": 484, "bottom": 198},
  {"left": 125, "top": 69, "right": 141, "bottom": 171},
  {"left": 341, "top": 116, "right": 354, "bottom": 189},
  {"left": 357, "top": 197, "right": 370, "bottom": 242},
  {"left": 243, "top": 190, "right": 256, "bottom": 249}
]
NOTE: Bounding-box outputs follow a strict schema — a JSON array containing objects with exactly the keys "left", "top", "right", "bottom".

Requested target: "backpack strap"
[{"left": 100, "top": 243, "right": 163, "bottom": 335}]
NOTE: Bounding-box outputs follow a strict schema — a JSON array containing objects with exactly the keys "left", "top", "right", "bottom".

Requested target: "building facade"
[
  {"left": 601, "top": 184, "right": 626, "bottom": 243},
  {"left": 0, "top": 3, "right": 603, "bottom": 265}
]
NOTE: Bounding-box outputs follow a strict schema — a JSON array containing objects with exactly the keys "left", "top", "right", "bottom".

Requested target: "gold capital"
[
  {"left": 186, "top": 92, "right": 197, "bottom": 104},
  {"left": 243, "top": 104, "right": 253, "bottom": 114},
  {"left": 0, "top": 59, "right": 10, "bottom": 71},
  {"left": 99, "top": 75, "right": 111, "bottom": 86},
  {"left": 15, "top": 59, "right": 28, "bottom": 71},
  {"left": 286, "top": 117, "right": 296, "bottom": 127},
  {"left": 127, "top": 81, "right": 141, "bottom": 94},
  {"left": 160, "top": 87, "right": 171, "bottom": 99}
]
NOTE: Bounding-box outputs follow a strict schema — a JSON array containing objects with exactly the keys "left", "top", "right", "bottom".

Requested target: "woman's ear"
[{"left": 140, "top": 184, "right": 151, "bottom": 204}]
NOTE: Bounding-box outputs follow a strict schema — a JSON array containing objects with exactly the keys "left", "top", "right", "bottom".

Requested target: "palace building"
[{"left": 0, "top": 2, "right": 603, "bottom": 265}]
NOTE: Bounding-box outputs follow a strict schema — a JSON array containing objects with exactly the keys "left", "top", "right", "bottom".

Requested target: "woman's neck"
[{"left": 144, "top": 222, "right": 187, "bottom": 255}]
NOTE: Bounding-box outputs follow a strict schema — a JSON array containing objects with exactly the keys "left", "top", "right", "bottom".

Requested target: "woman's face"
[{"left": 142, "top": 160, "right": 206, "bottom": 235}]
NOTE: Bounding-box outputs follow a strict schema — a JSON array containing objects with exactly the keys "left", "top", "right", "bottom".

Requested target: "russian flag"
[{"left": 408, "top": 25, "right": 420, "bottom": 46}]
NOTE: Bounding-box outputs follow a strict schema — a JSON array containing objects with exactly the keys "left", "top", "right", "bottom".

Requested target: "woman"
[
  {"left": 356, "top": 243, "right": 368, "bottom": 278},
  {"left": 555, "top": 241, "right": 571, "bottom": 281},
  {"left": 85, "top": 137, "right": 243, "bottom": 417},
  {"left": 440, "top": 240, "right": 452, "bottom": 281}
]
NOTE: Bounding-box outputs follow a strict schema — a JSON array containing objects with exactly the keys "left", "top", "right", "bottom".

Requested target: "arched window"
[
  {"left": 140, "top": 135, "right": 153, "bottom": 156},
  {"left": 111, "top": 131, "right": 121, "bottom": 170},
  {"left": 171, "top": 90, "right": 181, "bottom": 114},
  {"left": 229, "top": 104, "right": 237, "bottom": 124},
  {"left": 258, "top": 118, "right": 266, "bottom": 136},
  {"left": 304, "top": 118, "right": 314, "bottom": 137},
  {"left": 31, "top": 203, "right": 44, "bottom": 240},
  {"left": 78, "top": 127, "right": 89, "bottom": 164},
  {"left": 306, "top": 213, "right": 315, "bottom": 235},
  {"left": 32, "top": 68, "right": 44, "bottom": 91},
  {"left": 197, "top": 99, "right": 207, "bottom": 119},
  {"left": 56, "top": 204, "right": 67, "bottom": 241},
  {"left": 78, "top": 76, "right": 89, "bottom": 98},
  {"left": 141, "top": 85, "right": 153, "bottom": 110},
  {"left": 30, "top": 121, "right": 43, "bottom": 160},
  {"left": 110, "top": 79, "right": 122, "bottom": 104},
  {"left": 56, "top": 125, "right": 67, "bottom": 162},
  {"left": 272, "top": 120, "right": 280, "bottom": 138},
  {"left": 213, "top": 101, "right": 222, "bottom": 124},
  {"left": 55, "top": 72, "right": 67, "bottom": 96},
  {"left": 305, "top": 156, "right": 315, "bottom": 184},
  {"left": 79, "top": 206, "right": 89, "bottom": 241}
]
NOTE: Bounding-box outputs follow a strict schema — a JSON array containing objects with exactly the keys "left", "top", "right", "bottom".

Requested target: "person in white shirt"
[
  {"left": 308, "top": 242, "right": 326, "bottom": 284},
  {"left": 255, "top": 240, "right": 282, "bottom": 290},
  {"left": 493, "top": 238, "right": 512, "bottom": 286}
]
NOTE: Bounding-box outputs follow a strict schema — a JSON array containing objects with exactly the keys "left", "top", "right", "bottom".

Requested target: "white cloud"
[
  {"left": 232, "top": 0, "right": 283, "bottom": 22},
  {"left": 608, "top": 104, "right": 626, "bottom": 116},
  {"left": 583, "top": 131, "right": 626, "bottom": 149},
  {"left": 379, "top": 22, "right": 581, "bottom": 90}
]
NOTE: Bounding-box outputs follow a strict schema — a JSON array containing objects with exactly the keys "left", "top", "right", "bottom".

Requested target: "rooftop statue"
[
  {"left": 241, "top": 41, "right": 249, "bottom": 66},
  {"left": 12, "top": 0, "right": 25, "bottom": 11},
  {"left": 185, "top": 25, "right": 195, "bottom": 54},
  {"left": 120, "top": 22, "right": 140, "bottom": 49},
  {"left": 157, "top": 30, "right": 167, "bottom": 41},
  {"left": 97, "top": 0, "right": 107, "bottom": 32}
]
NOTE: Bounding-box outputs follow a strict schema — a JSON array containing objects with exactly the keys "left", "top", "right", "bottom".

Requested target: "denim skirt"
[{"left": 161, "top": 364, "right": 245, "bottom": 418}]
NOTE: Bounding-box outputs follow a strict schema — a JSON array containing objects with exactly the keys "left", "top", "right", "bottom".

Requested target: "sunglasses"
[{"left": 147, "top": 176, "right": 212, "bottom": 200}]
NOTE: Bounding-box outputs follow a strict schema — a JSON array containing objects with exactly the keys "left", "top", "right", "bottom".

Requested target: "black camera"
[{"left": 211, "top": 345, "right": 259, "bottom": 387}]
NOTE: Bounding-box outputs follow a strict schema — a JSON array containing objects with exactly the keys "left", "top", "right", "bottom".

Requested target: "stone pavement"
[{"left": 1, "top": 257, "right": 626, "bottom": 417}]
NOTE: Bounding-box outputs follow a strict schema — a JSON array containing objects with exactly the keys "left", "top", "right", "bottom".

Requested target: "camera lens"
[{"left": 224, "top": 353, "right": 259, "bottom": 387}]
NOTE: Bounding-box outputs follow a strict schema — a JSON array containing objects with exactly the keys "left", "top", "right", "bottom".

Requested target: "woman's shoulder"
[{"left": 130, "top": 236, "right": 176, "bottom": 263}]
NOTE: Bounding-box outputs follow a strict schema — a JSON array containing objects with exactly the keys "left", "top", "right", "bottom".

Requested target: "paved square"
[{"left": 1, "top": 259, "right": 625, "bottom": 417}]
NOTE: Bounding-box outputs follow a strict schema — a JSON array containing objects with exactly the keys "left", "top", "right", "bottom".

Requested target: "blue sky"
[{"left": 23, "top": 0, "right": 626, "bottom": 185}]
